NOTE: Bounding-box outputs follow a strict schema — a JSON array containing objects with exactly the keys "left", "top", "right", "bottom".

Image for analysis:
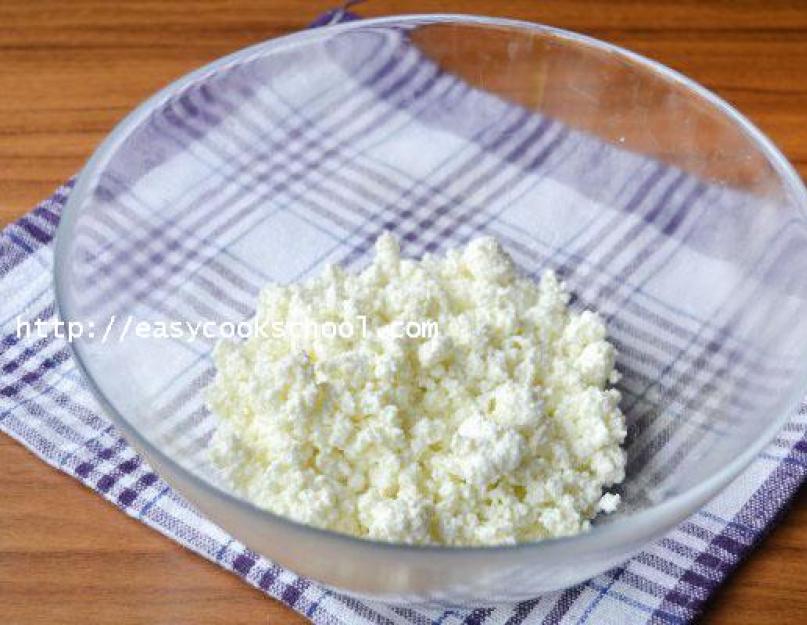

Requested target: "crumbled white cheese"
[
  {"left": 598, "top": 492, "right": 621, "bottom": 514},
  {"left": 207, "top": 234, "right": 626, "bottom": 546}
]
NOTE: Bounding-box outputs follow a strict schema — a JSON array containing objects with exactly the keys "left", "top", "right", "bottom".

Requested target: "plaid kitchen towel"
[{"left": 2, "top": 9, "right": 807, "bottom": 625}]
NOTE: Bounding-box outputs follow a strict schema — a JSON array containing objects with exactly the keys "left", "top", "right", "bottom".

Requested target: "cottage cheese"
[{"left": 207, "top": 234, "right": 626, "bottom": 546}]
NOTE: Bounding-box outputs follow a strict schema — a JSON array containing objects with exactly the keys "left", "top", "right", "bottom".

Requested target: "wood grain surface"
[{"left": 1, "top": 1, "right": 805, "bottom": 623}]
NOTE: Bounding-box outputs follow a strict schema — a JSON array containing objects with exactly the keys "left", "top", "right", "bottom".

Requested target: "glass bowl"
[{"left": 54, "top": 14, "right": 807, "bottom": 604}]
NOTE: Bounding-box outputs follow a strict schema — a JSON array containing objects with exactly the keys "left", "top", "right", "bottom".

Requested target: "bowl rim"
[{"left": 55, "top": 13, "right": 807, "bottom": 556}]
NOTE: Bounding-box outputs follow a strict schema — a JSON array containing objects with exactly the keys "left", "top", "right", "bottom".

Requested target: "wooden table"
[{"left": 1, "top": 1, "right": 805, "bottom": 623}]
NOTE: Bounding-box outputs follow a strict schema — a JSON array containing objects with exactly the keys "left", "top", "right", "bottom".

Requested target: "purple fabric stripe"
[
  {"left": 81, "top": 213, "right": 252, "bottom": 320},
  {"left": 503, "top": 598, "right": 543, "bottom": 625},
  {"left": 554, "top": 163, "right": 668, "bottom": 279},
  {"left": 309, "top": 8, "right": 362, "bottom": 28},
  {"left": 336, "top": 595, "right": 398, "bottom": 625},
  {"left": 650, "top": 446, "right": 807, "bottom": 623},
  {"left": 33, "top": 205, "right": 61, "bottom": 226},
  {"left": 594, "top": 177, "right": 705, "bottom": 306},
  {"left": 1, "top": 306, "right": 55, "bottom": 361},
  {"left": 626, "top": 231, "right": 800, "bottom": 483},
  {"left": 16, "top": 216, "right": 52, "bottom": 245},
  {"left": 625, "top": 233, "right": 794, "bottom": 450},
  {"left": 98, "top": 179, "right": 263, "bottom": 300},
  {"left": 462, "top": 609, "right": 495, "bottom": 625},
  {"left": 233, "top": 551, "right": 257, "bottom": 576},
  {"left": 1, "top": 348, "right": 70, "bottom": 398},
  {"left": 541, "top": 585, "right": 587, "bottom": 625},
  {"left": 339, "top": 111, "right": 549, "bottom": 267},
  {"left": 0, "top": 180, "right": 72, "bottom": 275}
]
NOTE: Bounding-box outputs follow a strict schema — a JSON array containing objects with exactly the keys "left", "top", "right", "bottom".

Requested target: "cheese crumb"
[{"left": 207, "top": 234, "right": 626, "bottom": 546}]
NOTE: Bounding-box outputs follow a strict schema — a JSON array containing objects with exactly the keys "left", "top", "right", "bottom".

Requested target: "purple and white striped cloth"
[{"left": 2, "top": 10, "right": 807, "bottom": 625}]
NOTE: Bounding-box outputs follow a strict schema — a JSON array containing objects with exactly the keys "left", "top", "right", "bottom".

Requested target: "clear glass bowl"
[{"left": 54, "top": 15, "right": 807, "bottom": 604}]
